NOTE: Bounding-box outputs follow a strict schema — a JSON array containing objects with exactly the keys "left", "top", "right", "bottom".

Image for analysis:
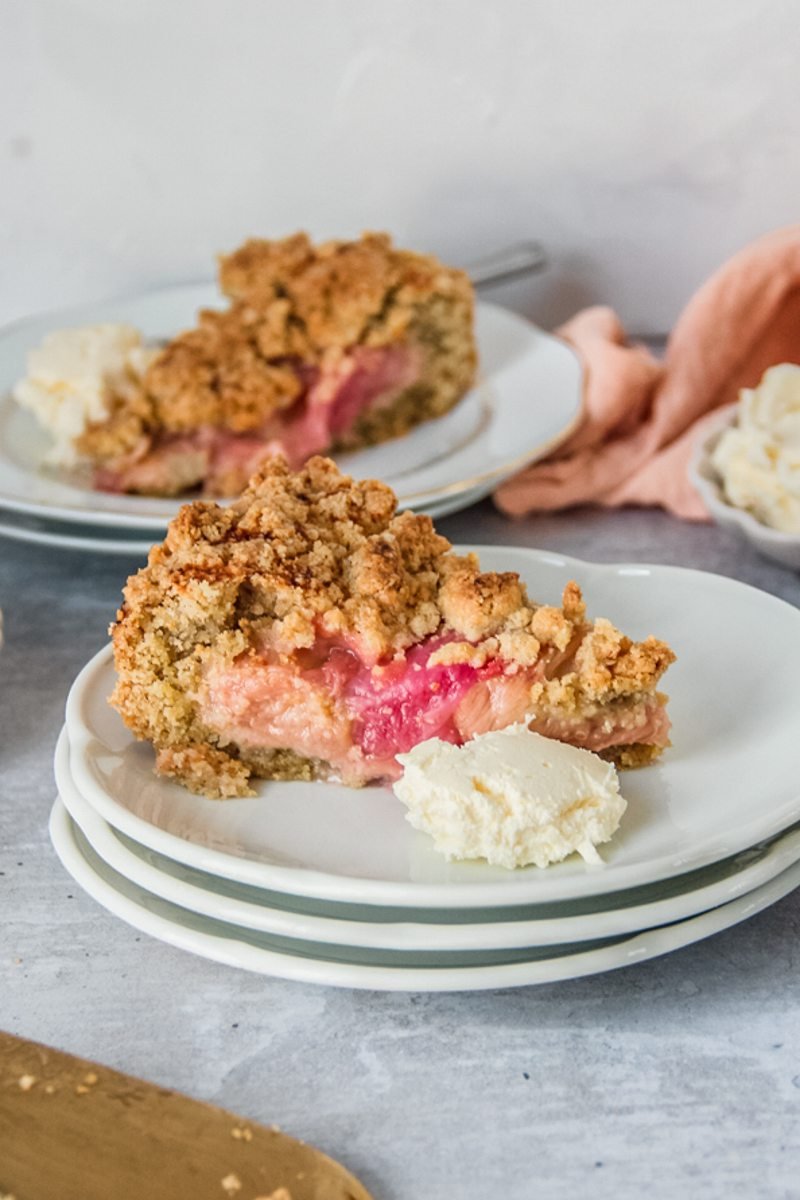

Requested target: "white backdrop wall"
[{"left": 2, "top": 0, "right": 799, "bottom": 333}]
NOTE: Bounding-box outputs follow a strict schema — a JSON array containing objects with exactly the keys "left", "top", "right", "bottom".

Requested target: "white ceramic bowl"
[{"left": 690, "top": 414, "right": 800, "bottom": 570}]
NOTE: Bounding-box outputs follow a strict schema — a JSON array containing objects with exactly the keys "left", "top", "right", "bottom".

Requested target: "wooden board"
[{"left": 0, "top": 1032, "right": 372, "bottom": 1200}]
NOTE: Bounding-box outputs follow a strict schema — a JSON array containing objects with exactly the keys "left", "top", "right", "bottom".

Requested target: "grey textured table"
[{"left": 1, "top": 503, "right": 799, "bottom": 1199}]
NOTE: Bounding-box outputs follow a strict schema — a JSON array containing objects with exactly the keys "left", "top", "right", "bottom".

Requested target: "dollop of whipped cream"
[
  {"left": 711, "top": 364, "right": 800, "bottom": 534},
  {"left": 13, "top": 324, "right": 156, "bottom": 465},
  {"left": 394, "top": 724, "right": 626, "bottom": 870}
]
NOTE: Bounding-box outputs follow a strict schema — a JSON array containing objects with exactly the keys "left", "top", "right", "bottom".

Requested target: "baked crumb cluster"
[
  {"left": 111, "top": 457, "right": 675, "bottom": 796},
  {"left": 78, "top": 232, "right": 476, "bottom": 468}
]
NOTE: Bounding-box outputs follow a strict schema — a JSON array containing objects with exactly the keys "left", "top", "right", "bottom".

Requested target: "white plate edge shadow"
[
  {"left": 0, "top": 291, "right": 583, "bottom": 529},
  {"left": 55, "top": 729, "right": 800, "bottom": 951},
  {"left": 63, "top": 546, "right": 800, "bottom": 907},
  {"left": 49, "top": 797, "right": 800, "bottom": 993}
]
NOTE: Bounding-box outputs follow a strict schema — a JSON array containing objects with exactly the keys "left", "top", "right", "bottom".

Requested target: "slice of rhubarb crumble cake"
[
  {"left": 17, "top": 233, "right": 476, "bottom": 497},
  {"left": 110, "top": 457, "right": 675, "bottom": 797}
]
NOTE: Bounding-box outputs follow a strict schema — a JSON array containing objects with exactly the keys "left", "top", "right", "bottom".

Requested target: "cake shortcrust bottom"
[
  {"left": 156, "top": 742, "right": 328, "bottom": 798},
  {"left": 600, "top": 742, "right": 669, "bottom": 770},
  {"left": 154, "top": 737, "right": 669, "bottom": 800}
]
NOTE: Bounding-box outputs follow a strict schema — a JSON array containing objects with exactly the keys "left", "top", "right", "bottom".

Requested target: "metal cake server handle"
[{"left": 466, "top": 240, "right": 547, "bottom": 288}]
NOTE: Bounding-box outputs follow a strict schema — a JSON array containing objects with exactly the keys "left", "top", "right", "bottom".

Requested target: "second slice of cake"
[
  {"left": 16, "top": 232, "right": 477, "bottom": 497},
  {"left": 111, "top": 456, "right": 676, "bottom": 797}
]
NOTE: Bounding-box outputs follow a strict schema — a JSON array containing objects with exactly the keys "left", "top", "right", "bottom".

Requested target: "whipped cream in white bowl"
[{"left": 691, "top": 364, "right": 800, "bottom": 570}]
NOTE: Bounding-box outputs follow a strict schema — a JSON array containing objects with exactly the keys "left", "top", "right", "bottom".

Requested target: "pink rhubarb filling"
[
  {"left": 95, "top": 344, "right": 420, "bottom": 494},
  {"left": 199, "top": 633, "right": 670, "bottom": 786}
]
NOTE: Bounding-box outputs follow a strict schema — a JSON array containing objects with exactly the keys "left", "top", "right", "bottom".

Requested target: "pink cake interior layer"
[
  {"left": 199, "top": 633, "right": 671, "bottom": 786},
  {"left": 95, "top": 344, "right": 421, "bottom": 494}
]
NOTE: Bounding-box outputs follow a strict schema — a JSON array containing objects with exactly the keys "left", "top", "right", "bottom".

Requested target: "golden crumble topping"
[
  {"left": 111, "top": 456, "right": 675, "bottom": 796},
  {"left": 219, "top": 231, "right": 470, "bottom": 348}
]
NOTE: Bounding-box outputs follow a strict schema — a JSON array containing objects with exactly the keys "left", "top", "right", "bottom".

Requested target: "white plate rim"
[
  {"left": 64, "top": 546, "right": 800, "bottom": 907},
  {"left": 56, "top": 729, "right": 800, "bottom": 951},
  {"left": 49, "top": 797, "right": 800, "bottom": 992},
  {"left": 0, "top": 488, "right": 483, "bottom": 553},
  {"left": 0, "top": 289, "right": 583, "bottom": 529},
  {"left": 0, "top": 512, "right": 154, "bottom": 554}
]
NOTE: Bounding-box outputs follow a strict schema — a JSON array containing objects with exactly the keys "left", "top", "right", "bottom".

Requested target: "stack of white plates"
[
  {"left": 52, "top": 547, "right": 800, "bottom": 991},
  {"left": 0, "top": 288, "right": 583, "bottom": 553},
  {"left": 51, "top": 549, "right": 800, "bottom": 988}
]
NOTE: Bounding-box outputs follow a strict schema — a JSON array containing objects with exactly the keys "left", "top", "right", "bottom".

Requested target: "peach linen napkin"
[{"left": 494, "top": 225, "right": 800, "bottom": 520}]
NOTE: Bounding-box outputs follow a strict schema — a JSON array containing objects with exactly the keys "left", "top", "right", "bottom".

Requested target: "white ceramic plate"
[
  {"left": 0, "top": 474, "right": 487, "bottom": 555},
  {"left": 0, "top": 509, "right": 154, "bottom": 556},
  {"left": 0, "top": 288, "right": 582, "bottom": 530},
  {"left": 56, "top": 730, "right": 800, "bottom": 950},
  {"left": 411, "top": 480, "right": 492, "bottom": 521},
  {"left": 49, "top": 798, "right": 800, "bottom": 991},
  {"left": 66, "top": 545, "right": 800, "bottom": 907},
  {"left": 690, "top": 412, "right": 800, "bottom": 570}
]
